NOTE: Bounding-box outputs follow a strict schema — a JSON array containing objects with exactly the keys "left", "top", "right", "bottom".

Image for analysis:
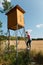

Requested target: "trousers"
[{"left": 26, "top": 39, "right": 31, "bottom": 47}]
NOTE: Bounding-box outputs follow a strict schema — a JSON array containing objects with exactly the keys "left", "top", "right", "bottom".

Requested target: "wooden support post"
[
  {"left": 16, "top": 24, "right": 18, "bottom": 65},
  {"left": 23, "top": 27, "right": 26, "bottom": 43},
  {"left": 8, "top": 29, "right": 10, "bottom": 53}
]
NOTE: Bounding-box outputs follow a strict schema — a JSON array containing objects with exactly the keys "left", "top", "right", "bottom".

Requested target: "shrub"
[
  {"left": 33, "top": 52, "right": 43, "bottom": 65},
  {"left": 1, "top": 48, "right": 43, "bottom": 65}
]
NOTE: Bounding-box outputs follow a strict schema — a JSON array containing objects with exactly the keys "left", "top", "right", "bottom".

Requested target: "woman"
[{"left": 26, "top": 31, "right": 31, "bottom": 48}]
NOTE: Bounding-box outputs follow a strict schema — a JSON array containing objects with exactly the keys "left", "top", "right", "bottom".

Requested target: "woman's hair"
[{"left": 26, "top": 31, "right": 28, "bottom": 33}]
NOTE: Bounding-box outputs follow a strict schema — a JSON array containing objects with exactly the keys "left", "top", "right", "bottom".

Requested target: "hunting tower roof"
[{"left": 6, "top": 5, "right": 25, "bottom": 15}]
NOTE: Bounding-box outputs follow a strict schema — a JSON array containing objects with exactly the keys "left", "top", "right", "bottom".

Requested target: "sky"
[{"left": 0, "top": 0, "right": 43, "bottom": 38}]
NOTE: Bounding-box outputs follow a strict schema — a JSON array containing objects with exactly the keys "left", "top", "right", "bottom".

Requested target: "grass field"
[
  {"left": 31, "top": 40, "right": 43, "bottom": 52},
  {"left": 0, "top": 40, "right": 43, "bottom": 65},
  {"left": 4, "top": 40, "right": 43, "bottom": 52}
]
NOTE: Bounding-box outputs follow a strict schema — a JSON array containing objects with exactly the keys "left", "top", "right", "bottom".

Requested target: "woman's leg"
[
  {"left": 26, "top": 40, "right": 29, "bottom": 47},
  {"left": 29, "top": 40, "right": 31, "bottom": 48},
  {"left": 29, "top": 42, "right": 31, "bottom": 47}
]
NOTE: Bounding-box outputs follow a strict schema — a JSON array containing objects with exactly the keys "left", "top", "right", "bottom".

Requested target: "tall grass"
[{"left": 0, "top": 47, "right": 43, "bottom": 65}]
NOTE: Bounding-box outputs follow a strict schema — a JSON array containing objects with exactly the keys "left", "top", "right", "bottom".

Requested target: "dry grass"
[
  {"left": 2, "top": 40, "right": 43, "bottom": 52},
  {"left": 31, "top": 40, "right": 43, "bottom": 53}
]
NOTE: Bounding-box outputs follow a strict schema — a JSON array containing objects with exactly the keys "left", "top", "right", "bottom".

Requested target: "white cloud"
[
  {"left": 0, "top": 0, "right": 11, "bottom": 2},
  {"left": 0, "top": 0, "right": 3, "bottom": 3},
  {"left": 36, "top": 24, "right": 43, "bottom": 28},
  {"left": 0, "top": 0, "right": 3, "bottom": 8},
  {"left": 7, "top": 0, "right": 11, "bottom": 2},
  {"left": 0, "top": 3, "right": 3, "bottom": 8}
]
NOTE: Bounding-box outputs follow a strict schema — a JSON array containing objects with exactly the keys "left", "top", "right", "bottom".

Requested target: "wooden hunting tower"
[{"left": 6, "top": 5, "right": 25, "bottom": 30}]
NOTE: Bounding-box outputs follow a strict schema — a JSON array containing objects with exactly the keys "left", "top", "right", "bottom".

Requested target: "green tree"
[
  {"left": 0, "top": 0, "right": 13, "bottom": 13},
  {"left": 0, "top": 0, "right": 13, "bottom": 53}
]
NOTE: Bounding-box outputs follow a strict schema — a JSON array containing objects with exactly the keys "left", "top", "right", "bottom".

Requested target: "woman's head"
[
  {"left": 26, "top": 31, "right": 30, "bottom": 35},
  {"left": 26, "top": 31, "right": 29, "bottom": 34}
]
